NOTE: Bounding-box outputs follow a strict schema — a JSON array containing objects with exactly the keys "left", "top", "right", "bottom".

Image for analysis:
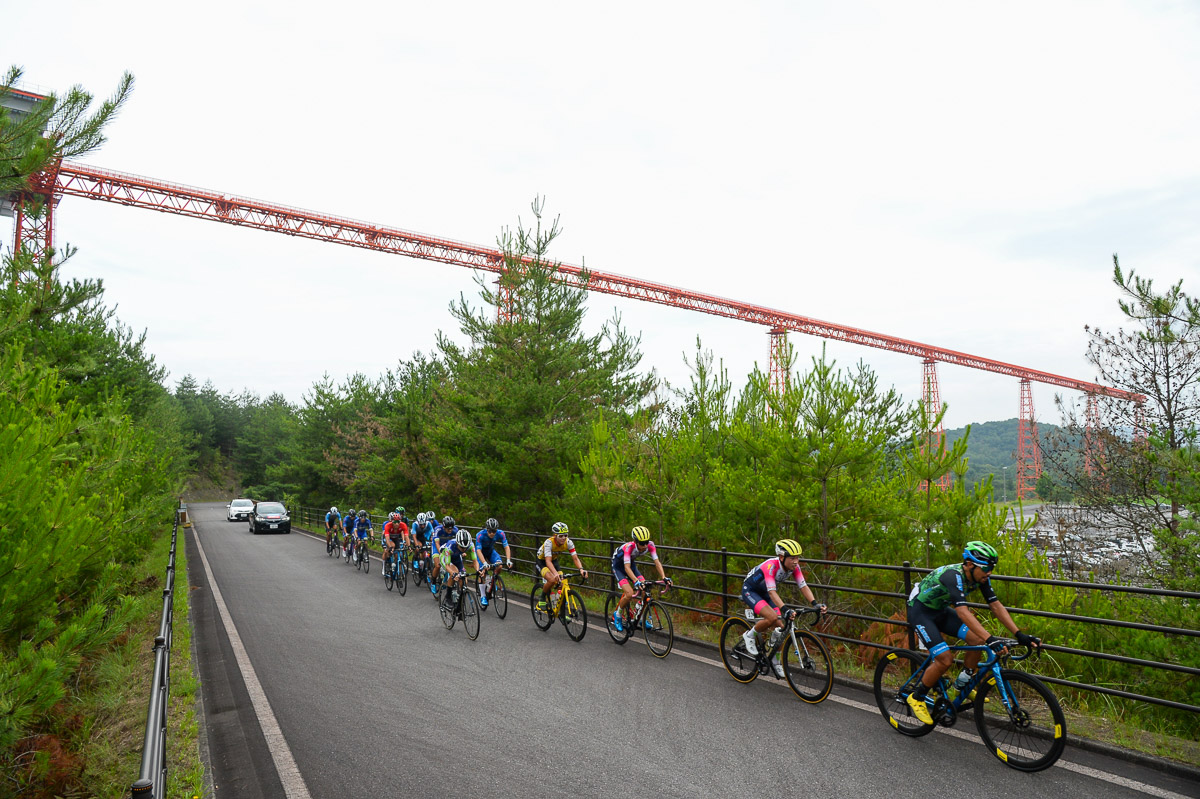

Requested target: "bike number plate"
[{"left": 744, "top": 609, "right": 755, "bottom": 620}]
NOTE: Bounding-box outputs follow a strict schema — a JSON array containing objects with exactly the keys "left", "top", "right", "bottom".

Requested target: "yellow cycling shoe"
[{"left": 906, "top": 693, "right": 934, "bottom": 725}]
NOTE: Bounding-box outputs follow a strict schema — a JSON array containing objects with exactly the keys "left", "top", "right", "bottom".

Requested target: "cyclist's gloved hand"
[
  {"left": 812, "top": 600, "right": 828, "bottom": 614},
  {"left": 985, "top": 635, "right": 1008, "bottom": 653},
  {"left": 664, "top": 577, "right": 673, "bottom": 586},
  {"left": 782, "top": 608, "right": 797, "bottom": 622},
  {"left": 1015, "top": 630, "right": 1040, "bottom": 648},
  {"left": 505, "top": 559, "right": 513, "bottom": 568},
  {"left": 634, "top": 579, "right": 646, "bottom": 590}
]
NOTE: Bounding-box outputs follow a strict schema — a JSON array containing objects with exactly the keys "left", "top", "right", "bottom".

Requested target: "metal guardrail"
[
  {"left": 130, "top": 508, "right": 181, "bottom": 798},
  {"left": 294, "top": 506, "right": 1200, "bottom": 715}
]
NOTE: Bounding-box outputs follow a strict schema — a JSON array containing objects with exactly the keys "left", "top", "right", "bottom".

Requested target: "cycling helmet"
[
  {"left": 388, "top": 512, "right": 398, "bottom": 522},
  {"left": 442, "top": 515, "right": 455, "bottom": 528},
  {"left": 455, "top": 529, "right": 472, "bottom": 549},
  {"left": 963, "top": 541, "right": 999, "bottom": 570},
  {"left": 775, "top": 539, "right": 803, "bottom": 559},
  {"left": 330, "top": 506, "right": 338, "bottom": 515},
  {"left": 416, "top": 512, "right": 426, "bottom": 524},
  {"left": 485, "top": 518, "right": 499, "bottom": 532},
  {"left": 551, "top": 522, "right": 569, "bottom": 536},
  {"left": 631, "top": 525, "right": 651, "bottom": 543},
  {"left": 357, "top": 509, "right": 368, "bottom": 518},
  {"left": 395, "top": 506, "right": 406, "bottom": 516},
  {"left": 347, "top": 508, "right": 355, "bottom": 516}
]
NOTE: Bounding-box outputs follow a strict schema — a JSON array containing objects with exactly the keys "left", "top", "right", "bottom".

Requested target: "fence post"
[
  {"left": 902, "top": 560, "right": 916, "bottom": 651},
  {"left": 721, "top": 547, "right": 728, "bottom": 618},
  {"left": 609, "top": 539, "right": 617, "bottom": 596}
]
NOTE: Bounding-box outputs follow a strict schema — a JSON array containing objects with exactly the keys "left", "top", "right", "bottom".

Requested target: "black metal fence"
[
  {"left": 294, "top": 506, "right": 1200, "bottom": 717},
  {"left": 130, "top": 508, "right": 181, "bottom": 798}
]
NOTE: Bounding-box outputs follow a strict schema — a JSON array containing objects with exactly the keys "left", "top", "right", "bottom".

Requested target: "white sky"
[{"left": 4, "top": 1, "right": 1199, "bottom": 428}]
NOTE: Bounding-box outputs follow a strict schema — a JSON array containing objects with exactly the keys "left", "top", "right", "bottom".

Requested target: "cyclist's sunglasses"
[{"left": 973, "top": 561, "right": 995, "bottom": 573}]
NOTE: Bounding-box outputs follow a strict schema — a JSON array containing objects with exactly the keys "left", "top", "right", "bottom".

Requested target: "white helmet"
[
  {"left": 330, "top": 506, "right": 338, "bottom": 515},
  {"left": 455, "top": 529, "right": 472, "bottom": 550}
]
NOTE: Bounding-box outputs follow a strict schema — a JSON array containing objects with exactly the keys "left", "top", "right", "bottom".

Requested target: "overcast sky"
[{"left": 4, "top": 1, "right": 1198, "bottom": 429}]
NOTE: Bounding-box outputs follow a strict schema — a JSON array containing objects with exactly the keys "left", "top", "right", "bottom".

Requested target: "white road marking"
[{"left": 193, "top": 526, "right": 313, "bottom": 799}]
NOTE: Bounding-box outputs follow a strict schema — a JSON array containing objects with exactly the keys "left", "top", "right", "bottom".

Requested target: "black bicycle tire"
[
  {"left": 493, "top": 575, "right": 508, "bottom": 619},
  {"left": 384, "top": 553, "right": 395, "bottom": 591},
  {"left": 440, "top": 587, "right": 457, "bottom": 630},
  {"left": 563, "top": 589, "right": 587, "bottom": 642},
  {"left": 530, "top": 585, "right": 553, "bottom": 631},
  {"left": 719, "top": 617, "right": 758, "bottom": 683},
  {"left": 397, "top": 555, "right": 408, "bottom": 596},
  {"left": 974, "top": 669, "right": 1067, "bottom": 772},
  {"left": 782, "top": 629, "right": 833, "bottom": 703},
  {"left": 643, "top": 600, "right": 673, "bottom": 658},
  {"left": 604, "top": 594, "right": 633, "bottom": 645},
  {"left": 463, "top": 591, "right": 481, "bottom": 640},
  {"left": 873, "top": 649, "right": 936, "bottom": 737}
]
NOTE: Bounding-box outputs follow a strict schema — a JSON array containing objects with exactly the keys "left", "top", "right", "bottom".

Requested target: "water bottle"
[
  {"left": 632, "top": 599, "right": 644, "bottom": 618},
  {"left": 767, "top": 628, "right": 782, "bottom": 648},
  {"left": 551, "top": 591, "right": 561, "bottom": 609},
  {"left": 952, "top": 669, "right": 972, "bottom": 697}
]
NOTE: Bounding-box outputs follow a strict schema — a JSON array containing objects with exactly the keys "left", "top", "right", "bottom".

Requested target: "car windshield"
[
  {"left": 257, "top": 502, "right": 286, "bottom": 515},
  {"left": 231, "top": 499, "right": 253, "bottom": 508}
]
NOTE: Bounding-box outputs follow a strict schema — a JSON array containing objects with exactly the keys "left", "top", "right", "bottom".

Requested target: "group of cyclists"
[{"left": 318, "top": 504, "right": 1040, "bottom": 696}]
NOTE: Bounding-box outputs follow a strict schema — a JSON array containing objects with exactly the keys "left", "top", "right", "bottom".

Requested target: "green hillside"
[{"left": 945, "top": 418, "right": 1061, "bottom": 500}]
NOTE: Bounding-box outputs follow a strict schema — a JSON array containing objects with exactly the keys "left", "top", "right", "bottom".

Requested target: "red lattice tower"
[
  {"left": 768, "top": 327, "right": 788, "bottom": 395},
  {"left": 10, "top": 159, "right": 63, "bottom": 285},
  {"left": 1084, "top": 393, "right": 1102, "bottom": 477},
  {"left": 494, "top": 276, "right": 516, "bottom": 324},
  {"left": 1016, "top": 379, "right": 1043, "bottom": 498},
  {"left": 920, "top": 360, "right": 951, "bottom": 491}
]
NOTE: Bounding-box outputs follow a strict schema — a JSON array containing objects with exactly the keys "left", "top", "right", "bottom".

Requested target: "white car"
[{"left": 227, "top": 498, "right": 255, "bottom": 522}]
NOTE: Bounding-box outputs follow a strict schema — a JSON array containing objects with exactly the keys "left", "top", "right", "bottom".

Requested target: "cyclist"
[
  {"left": 325, "top": 506, "right": 342, "bottom": 551},
  {"left": 610, "top": 525, "right": 671, "bottom": 633},
  {"left": 341, "top": 508, "right": 357, "bottom": 559},
  {"left": 536, "top": 522, "right": 588, "bottom": 610},
  {"left": 382, "top": 511, "right": 410, "bottom": 576},
  {"left": 353, "top": 508, "right": 373, "bottom": 562},
  {"left": 394, "top": 506, "right": 410, "bottom": 527},
  {"left": 438, "top": 529, "right": 479, "bottom": 610},
  {"left": 428, "top": 515, "right": 459, "bottom": 594},
  {"left": 904, "top": 540, "right": 1041, "bottom": 724},
  {"left": 410, "top": 513, "right": 435, "bottom": 572},
  {"left": 740, "top": 539, "right": 826, "bottom": 679},
  {"left": 474, "top": 517, "right": 512, "bottom": 608}
]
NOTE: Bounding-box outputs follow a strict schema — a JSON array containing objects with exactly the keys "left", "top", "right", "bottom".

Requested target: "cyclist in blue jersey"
[
  {"left": 474, "top": 518, "right": 512, "bottom": 608},
  {"left": 438, "top": 529, "right": 478, "bottom": 609},
  {"left": 410, "top": 513, "right": 435, "bottom": 570},
  {"left": 429, "top": 515, "right": 458, "bottom": 594},
  {"left": 904, "top": 541, "right": 1040, "bottom": 724},
  {"left": 353, "top": 508, "right": 373, "bottom": 560},
  {"left": 325, "top": 506, "right": 342, "bottom": 551},
  {"left": 341, "top": 508, "right": 357, "bottom": 559},
  {"left": 610, "top": 525, "right": 671, "bottom": 633},
  {"left": 740, "top": 539, "right": 825, "bottom": 678}
]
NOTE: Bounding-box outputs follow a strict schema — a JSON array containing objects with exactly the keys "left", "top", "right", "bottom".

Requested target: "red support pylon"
[
  {"left": 768, "top": 327, "right": 788, "bottom": 396},
  {"left": 920, "top": 360, "right": 951, "bottom": 491},
  {"left": 10, "top": 159, "right": 62, "bottom": 285},
  {"left": 1084, "top": 393, "right": 1102, "bottom": 477},
  {"left": 1016, "top": 380, "right": 1043, "bottom": 499}
]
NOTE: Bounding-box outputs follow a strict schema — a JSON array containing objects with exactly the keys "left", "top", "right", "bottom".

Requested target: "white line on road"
[{"left": 194, "top": 527, "right": 314, "bottom": 799}]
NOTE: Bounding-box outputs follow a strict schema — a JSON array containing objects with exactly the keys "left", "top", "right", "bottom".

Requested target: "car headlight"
[{"left": 280, "top": 516, "right": 290, "bottom": 522}]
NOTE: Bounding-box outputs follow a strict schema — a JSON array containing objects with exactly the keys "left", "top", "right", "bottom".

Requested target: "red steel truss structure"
[
  {"left": 768, "top": 327, "right": 789, "bottom": 396},
  {"left": 1017, "top": 380, "right": 1044, "bottom": 498},
  {"left": 920, "top": 360, "right": 952, "bottom": 492},
  {"left": 47, "top": 161, "right": 1143, "bottom": 431}
]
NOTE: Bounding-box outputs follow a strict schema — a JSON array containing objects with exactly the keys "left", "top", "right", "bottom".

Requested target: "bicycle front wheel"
[
  {"left": 363, "top": 547, "right": 369, "bottom": 573},
  {"left": 974, "top": 669, "right": 1067, "bottom": 772},
  {"left": 462, "top": 591, "right": 481, "bottom": 640},
  {"left": 873, "top": 649, "right": 935, "bottom": 737},
  {"left": 530, "top": 586, "right": 553, "bottom": 631},
  {"left": 719, "top": 617, "right": 758, "bottom": 683},
  {"left": 563, "top": 589, "right": 587, "bottom": 642},
  {"left": 492, "top": 575, "right": 508, "bottom": 619},
  {"left": 384, "top": 555, "right": 395, "bottom": 591},
  {"left": 643, "top": 601, "right": 673, "bottom": 658},
  {"left": 604, "top": 594, "right": 632, "bottom": 645},
  {"left": 440, "top": 589, "right": 457, "bottom": 630},
  {"left": 327, "top": 537, "right": 335, "bottom": 556},
  {"left": 396, "top": 557, "right": 408, "bottom": 596},
  {"left": 782, "top": 629, "right": 832, "bottom": 703}
]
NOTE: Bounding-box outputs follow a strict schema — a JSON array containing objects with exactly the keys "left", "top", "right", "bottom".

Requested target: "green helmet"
[{"left": 963, "top": 540, "right": 999, "bottom": 570}]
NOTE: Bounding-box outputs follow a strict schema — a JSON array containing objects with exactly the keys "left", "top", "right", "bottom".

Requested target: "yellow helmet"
[
  {"left": 631, "top": 525, "right": 651, "bottom": 543},
  {"left": 775, "top": 539, "right": 803, "bottom": 559}
]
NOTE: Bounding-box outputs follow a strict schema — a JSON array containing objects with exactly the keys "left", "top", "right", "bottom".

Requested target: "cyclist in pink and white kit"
[
  {"left": 609, "top": 525, "right": 672, "bottom": 633},
  {"left": 739, "top": 539, "right": 826, "bottom": 678}
]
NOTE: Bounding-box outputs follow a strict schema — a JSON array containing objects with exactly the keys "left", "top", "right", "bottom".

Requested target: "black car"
[{"left": 249, "top": 501, "right": 291, "bottom": 534}]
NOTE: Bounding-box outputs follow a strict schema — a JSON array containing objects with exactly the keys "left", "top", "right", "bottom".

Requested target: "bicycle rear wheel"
[
  {"left": 719, "top": 617, "right": 758, "bottom": 683},
  {"left": 873, "top": 649, "right": 935, "bottom": 737},
  {"left": 563, "top": 589, "right": 587, "bottom": 642},
  {"left": 604, "top": 594, "right": 632, "bottom": 645},
  {"left": 462, "top": 591, "right": 481, "bottom": 640},
  {"left": 492, "top": 575, "right": 508, "bottom": 619},
  {"left": 974, "top": 669, "right": 1067, "bottom": 772},
  {"left": 530, "top": 586, "right": 553, "bottom": 631},
  {"left": 439, "top": 588, "right": 457, "bottom": 630},
  {"left": 643, "top": 601, "right": 673, "bottom": 658},
  {"left": 782, "top": 629, "right": 833, "bottom": 703}
]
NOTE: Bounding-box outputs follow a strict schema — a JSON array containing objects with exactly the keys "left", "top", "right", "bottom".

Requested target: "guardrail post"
[
  {"left": 902, "top": 560, "right": 916, "bottom": 651},
  {"left": 609, "top": 539, "right": 617, "bottom": 595},
  {"left": 721, "top": 547, "right": 728, "bottom": 618}
]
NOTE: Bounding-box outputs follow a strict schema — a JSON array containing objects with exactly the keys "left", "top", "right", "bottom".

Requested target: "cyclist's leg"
[{"left": 909, "top": 604, "right": 955, "bottom": 690}]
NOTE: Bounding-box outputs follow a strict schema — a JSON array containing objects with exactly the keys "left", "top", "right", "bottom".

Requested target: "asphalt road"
[{"left": 184, "top": 503, "right": 1199, "bottom": 799}]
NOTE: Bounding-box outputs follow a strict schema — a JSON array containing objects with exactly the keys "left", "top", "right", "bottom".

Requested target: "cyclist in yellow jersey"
[{"left": 537, "top": 522, "right": 588, "bottom": 609}]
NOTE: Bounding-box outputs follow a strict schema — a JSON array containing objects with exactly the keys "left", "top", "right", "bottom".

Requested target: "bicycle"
[
  {"left": 383, "top": 543, "right": 408, "bottom": 595},
  {"left": 326, "top": 528, "right": 341, "bottom": 557},
  {"left": 719, "top": 605, "right": 833, "bottom": 703},
  {"left": 604, "top": 580, "right": 674, "bottom": 658},
  {"left": 354, "top": 537, "right": 371, "bottom": 573},
  {"left": 530, "top": 571, "right": 588, "bottom": 642},
  {"left": 438, "top": 572, "right": 480, "bottom": 640},
  {"left": 475, "top": 566, "right": 509, "bottom": 619},
  {"left": 410, "top": 544, "right": 431, "bottom": 588},
  {"left": 873, "top": 639, "right": 1065, "bottom": 772}
]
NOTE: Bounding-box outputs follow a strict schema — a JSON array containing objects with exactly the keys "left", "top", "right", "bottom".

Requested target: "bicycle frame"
[{"left": 903, "top": 643, "right": 1029, "bottom": 717}]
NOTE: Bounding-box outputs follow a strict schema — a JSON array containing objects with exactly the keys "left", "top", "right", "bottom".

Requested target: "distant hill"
[{"left": 944, "top": 418, "right": 1062, "bottom": 499}]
